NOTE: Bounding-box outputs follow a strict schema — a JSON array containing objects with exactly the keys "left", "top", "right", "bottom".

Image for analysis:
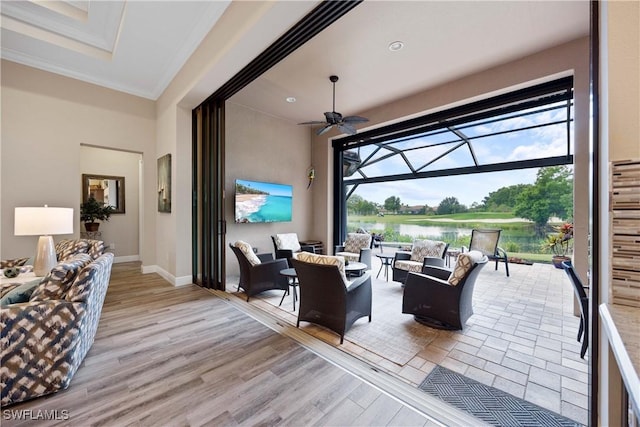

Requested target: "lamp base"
[{"left": 34, "top": 235, "right": 56, "bottom": 276}]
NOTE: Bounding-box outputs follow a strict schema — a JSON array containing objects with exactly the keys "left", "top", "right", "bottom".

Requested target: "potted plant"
[
  {"left": 543, "top": 222, "right": 574, "bottom": 268},
  {"left": 80, "top": 197, "right": 115, "bottom": 232}
]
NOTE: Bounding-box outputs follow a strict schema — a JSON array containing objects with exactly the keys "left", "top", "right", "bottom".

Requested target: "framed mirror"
[{"left": 82, "top": 174, "right": 125, "bottom": 214}]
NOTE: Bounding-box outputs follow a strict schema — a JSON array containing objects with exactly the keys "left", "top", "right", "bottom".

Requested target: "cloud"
[{"left": 346, "top": 103, "right": 570, "bottom": 207}]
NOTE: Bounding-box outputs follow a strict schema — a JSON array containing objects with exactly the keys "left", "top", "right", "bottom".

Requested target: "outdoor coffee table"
[
  {"left": 375, "top": 253, "right": 395, "bottom": 281},
  {"left": 345, "top": 261, "right": 367, "bottom": 277}
]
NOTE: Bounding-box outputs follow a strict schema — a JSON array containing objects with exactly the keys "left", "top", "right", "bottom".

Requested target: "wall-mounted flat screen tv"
[{"left": 235, "top": 179, "right": 293, "bottom": 223}]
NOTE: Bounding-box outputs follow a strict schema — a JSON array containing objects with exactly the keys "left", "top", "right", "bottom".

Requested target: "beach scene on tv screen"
[{"left": 235, "top": 179, "right": 292, "bottom": 223}]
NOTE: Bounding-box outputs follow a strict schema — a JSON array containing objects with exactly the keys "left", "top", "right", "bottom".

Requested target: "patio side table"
[
  {"left": 376, "top": 253, "right": 395, "bottom": 281},
  {"left": 446, "top": 249, "right": 461, "bottom": 267}
]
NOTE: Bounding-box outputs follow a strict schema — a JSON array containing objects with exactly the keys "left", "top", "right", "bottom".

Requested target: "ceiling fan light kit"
[{"left": 299, "top": 75, "right": 369, "bottom": 136}]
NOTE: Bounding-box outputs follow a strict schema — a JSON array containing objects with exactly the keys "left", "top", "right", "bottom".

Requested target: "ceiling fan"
[{"left": 299, "top": 75, "right": 369, "bottom": 136}]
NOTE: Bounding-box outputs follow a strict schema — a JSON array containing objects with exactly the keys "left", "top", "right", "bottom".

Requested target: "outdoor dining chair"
[
  {"left": 465, "top": 229, "right": 510, "bottom": 277},
  {"left": 562, "top": 260, "right": 589, "bottom": 359}
]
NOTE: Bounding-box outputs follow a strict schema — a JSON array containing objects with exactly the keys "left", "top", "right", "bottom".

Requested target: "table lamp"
[{"left": 14, "top": 206, "right": 74, "bottom": 276}]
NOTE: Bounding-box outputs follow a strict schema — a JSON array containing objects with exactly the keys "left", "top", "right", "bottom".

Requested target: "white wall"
[
  {"left": 224, "top": 102, "right": 312, "bottom": 278},
  {"left": 0, "top": 60, "right": 156, "bottom": 263},
  {"left": 154, "top": 1, "right": 317, "bottom": 284},
  {"left": 80, "top": 146, "right": 141, "bottom": 260}
]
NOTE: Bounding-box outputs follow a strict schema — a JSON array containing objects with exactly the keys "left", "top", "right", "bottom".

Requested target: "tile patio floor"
[{"left": 227, "top": 251, "right": 589, "bottom": 425}]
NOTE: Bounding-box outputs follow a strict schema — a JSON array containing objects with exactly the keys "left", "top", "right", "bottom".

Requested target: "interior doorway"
[{"left": 80, "top": 145, "right": 142, "bottom": 262}]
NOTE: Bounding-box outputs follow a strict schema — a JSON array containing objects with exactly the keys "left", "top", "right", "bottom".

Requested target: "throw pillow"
[
  {"left": 448, "top": 250, "right": 484, "bottom": 286},
  {"left": 86, "top": 239, "right": 106, "bottom": 260},
  {"left": 0, "top": 279, "right": 42, "bottom": 306},
  {"left": 0, "top": 257, "right": 30, "bottom": 269},
  {"left": 30, "top": 253, "right": 93, "bottom": 301},
  {"left": 411, "top": 239, "right": 446, "bottom": 262},
  {"left": 1, "top": 283, "right": 22, "bottom": 298},
  {"left": 234, "top": 241, "right": 261, "bottom": 266},
  {"left": 55, "top": 239, "right": 91, "bottom": 262},
  {"left": 296, "top": 252, "right": 347, "bottom": 283},
  {"left": 274, "top": 233, "right": 301, "bottom": 252}
]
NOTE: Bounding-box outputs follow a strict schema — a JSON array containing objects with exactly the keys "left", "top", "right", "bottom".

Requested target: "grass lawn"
[
  {"left": 351, "top": 212, "right": 518, "bottom": 222},
  {"left": 349, "top": 212, "right": 559, "bottom": 260},
  {"left": 508, "top": 252, "right": 553, "bottom": 264},
  {"left": 350, "top": 212, "right": 531, "bottom": 229}
]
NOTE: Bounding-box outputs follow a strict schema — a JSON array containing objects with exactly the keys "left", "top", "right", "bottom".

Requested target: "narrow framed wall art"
[{"left": 157, "top": 153, "right": 171, "bottom": 213}]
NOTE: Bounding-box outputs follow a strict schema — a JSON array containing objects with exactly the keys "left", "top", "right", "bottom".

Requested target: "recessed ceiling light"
[
  {"left": 286, "top": 97, "right": 296, "bottom": 103},
  {"left": 388, "top": 41, "right": 404, "bottom": 52}
]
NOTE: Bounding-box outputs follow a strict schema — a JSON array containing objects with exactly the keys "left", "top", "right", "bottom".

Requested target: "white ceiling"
[
  {"left": 0, "top": 0, "right": 231, "bottom": 99},
  {"left": 232, "top": 0, "right": 590, "bottom": 124},
  {"left": 1, "top": 1, "right": 590, "bottom": 122}
]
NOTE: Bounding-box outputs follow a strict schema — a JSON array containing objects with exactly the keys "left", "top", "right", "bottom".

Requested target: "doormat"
[{"left": 419, "top": 366, "right": 582, "bottom": 427}]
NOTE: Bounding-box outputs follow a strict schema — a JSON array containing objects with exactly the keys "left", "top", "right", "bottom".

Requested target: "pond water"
[{"left": 348, "top": 221, "right": 542, "bottom": 253}]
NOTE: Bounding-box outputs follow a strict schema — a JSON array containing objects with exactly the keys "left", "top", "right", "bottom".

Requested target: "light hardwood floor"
[{"left": 2, "top": 262, "right": 439, "bottom": 427}]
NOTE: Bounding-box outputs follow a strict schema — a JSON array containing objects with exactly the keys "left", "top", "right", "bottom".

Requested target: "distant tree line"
[
  {"left": 237, "top": 183, "right": 268, "bottom": 195},
  {"left": 346, "top": 195, "right": 379, "bottom": 216},
  {"left": 346, "top": 166, "right": 573, "bottom": 229}
]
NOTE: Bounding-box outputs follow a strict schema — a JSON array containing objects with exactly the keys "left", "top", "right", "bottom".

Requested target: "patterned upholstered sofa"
[
  {"left": 1, "top": 252, "right": 114, "bottom": 406},
  {"left": 0, "top": 238, "right": 105, "bottom": 270},
  {"left": 392, "top": 239, "right": 449, "bottom": 284}
]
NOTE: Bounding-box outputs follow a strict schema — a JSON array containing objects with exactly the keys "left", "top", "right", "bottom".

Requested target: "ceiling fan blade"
[
  {"left": 316, "top": 124, "right": 334, "bottom": 136},
  {"left": 337, "top": 123, "right": 357, "bottom": 135},
  {"left": 324, "top": 111, "right": 342, "bottom": 123},
  {"left": 298, "top": 120, "right": 326, "bottom": 125},
  {"left": 343, "top": 115, "right": 369, "bottom": 124}
]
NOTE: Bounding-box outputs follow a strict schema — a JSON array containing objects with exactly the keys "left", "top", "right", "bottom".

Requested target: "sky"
[
  {"left": 351, "top": 169, "right": 540, "bottom": 208},
  {"left": 346, "top": 102, "right": 573, "bottom": 208}
]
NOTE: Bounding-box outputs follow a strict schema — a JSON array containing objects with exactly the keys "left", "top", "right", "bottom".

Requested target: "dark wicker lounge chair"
[
  {"left": 292, "top": 254, "right": 372, "bottom": 344},
  {"left": 335, "top": 232, "right": 373, "bottom": 269},
  {"left": 402, "top": 252, "right": 488, "bottom": 330},
  {"left": 392, "top": 239, "right": 449, "bottom": 284},
  {"left": 271, "top": 233, "right": 316, "bottom": 267},
  {"left": 229, "top": 243, "right": 289, "bottom": 301}
]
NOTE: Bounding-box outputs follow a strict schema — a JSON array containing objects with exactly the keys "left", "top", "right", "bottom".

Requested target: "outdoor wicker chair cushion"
[
  {"left": 335, "top": 252, "right": 360, "bottom": 263},
  {"left": 273, "top": 233, "right": 302, "bottom": 252},
  {"left": 296, "top": 252, "right": 348, "bottom": 284},
  {"left": 393, "top": 259, "right": 424, "bottom": 273},
  {"left": 233, "top": 240, "right": 261, "bottom": 266},
  {"left": 448, "top": 250, "right": 484, "bottom": 286},
  {"left": 343, "top": 233, "right": 372, "bottom": 253},
  {"left": 410, "top": 239, "right": 447, "bottom": 262}
]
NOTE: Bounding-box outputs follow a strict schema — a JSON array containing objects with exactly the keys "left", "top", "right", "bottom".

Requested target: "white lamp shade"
[{"left": 14, "top": 207, "right": 74, "bottom": 236}]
